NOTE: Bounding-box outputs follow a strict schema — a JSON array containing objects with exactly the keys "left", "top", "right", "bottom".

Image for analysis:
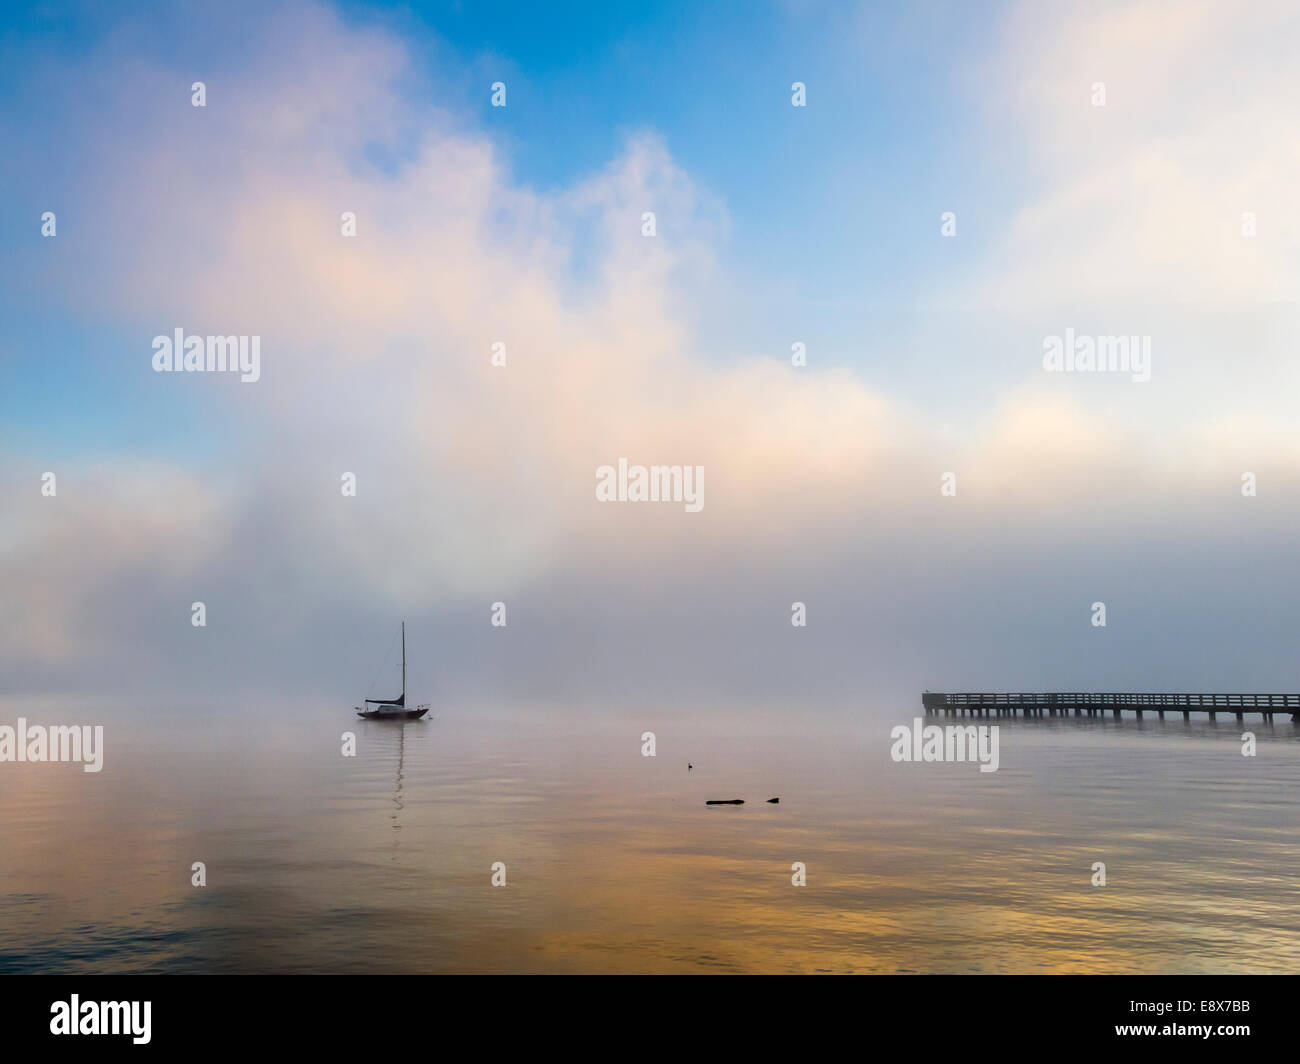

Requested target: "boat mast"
[{"left": 401, "top": 622, "right": 406, "bottom": 703}]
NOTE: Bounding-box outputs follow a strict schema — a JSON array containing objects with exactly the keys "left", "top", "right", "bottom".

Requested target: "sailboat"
[{"left": 355, "top": 622, "right": 431, "bottom": 720}]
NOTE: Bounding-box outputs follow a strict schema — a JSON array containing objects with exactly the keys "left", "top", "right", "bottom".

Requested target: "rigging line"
[{"left": 365, "top": 624, "right": 402, "bottom": 699}]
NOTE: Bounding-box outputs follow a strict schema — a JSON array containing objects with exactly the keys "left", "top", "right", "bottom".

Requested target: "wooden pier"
[{"left": 921, "top": 692, "right": 1300, "bottom": 722}]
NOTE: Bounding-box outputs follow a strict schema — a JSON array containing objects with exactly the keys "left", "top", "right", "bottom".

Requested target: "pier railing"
[{"left": 921, "top": 691, "right": 1300, "bottom": 718}]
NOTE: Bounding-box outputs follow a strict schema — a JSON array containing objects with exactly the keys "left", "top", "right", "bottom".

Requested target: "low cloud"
[{"left": 4, "top": 1, "right": 1300, "bottom": 706}]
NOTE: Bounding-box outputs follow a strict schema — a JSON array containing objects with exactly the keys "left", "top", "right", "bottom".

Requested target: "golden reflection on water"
[{"left": 1, "top": 702, "right": 1298, "bottom": 972}]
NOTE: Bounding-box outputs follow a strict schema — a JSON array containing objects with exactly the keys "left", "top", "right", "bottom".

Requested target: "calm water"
[{"left": 1, "top": 700, "right": 1298, "bottom": 973}]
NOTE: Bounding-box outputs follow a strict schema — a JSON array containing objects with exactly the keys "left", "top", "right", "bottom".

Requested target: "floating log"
[{"left": 705, "top": 799, "right": 744, "bottom": 805}]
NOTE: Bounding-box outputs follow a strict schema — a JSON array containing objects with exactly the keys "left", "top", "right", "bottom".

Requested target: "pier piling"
[{"left": 921, "top": 692, "right": 1300, "bottom": 722}]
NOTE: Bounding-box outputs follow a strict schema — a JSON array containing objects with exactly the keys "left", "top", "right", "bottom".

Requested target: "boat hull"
[{"left": 355, "top": 706, "right": 430, "bottom": 720}]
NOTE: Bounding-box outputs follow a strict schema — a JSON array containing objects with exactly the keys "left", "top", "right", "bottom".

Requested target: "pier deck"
[{"left": 921, "top": 692, "right": 1300, "bottom": 721}]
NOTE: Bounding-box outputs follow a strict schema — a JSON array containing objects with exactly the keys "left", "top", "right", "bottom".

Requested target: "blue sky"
[
  {"left": 382, "top": 0, "right": 1011, "bottom": 343},
  {"left": 4, "top": 0, "right": 1300, "bottom": 702},
  {"left": 0, "top": 0, "right": 1018, "bottom": 455}
]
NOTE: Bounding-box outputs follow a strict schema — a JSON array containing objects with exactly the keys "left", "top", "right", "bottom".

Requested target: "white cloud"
[
  {"left": 974, "top": 0, "right": 1300, "bottom": 308},
  {"left": 6, "top": 0, "right": 1300, "bottom": 699}
]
